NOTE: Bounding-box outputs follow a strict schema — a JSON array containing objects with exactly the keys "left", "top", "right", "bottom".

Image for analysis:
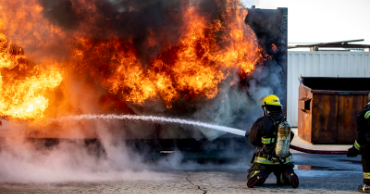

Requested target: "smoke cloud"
[
  {"left": 0, "top": 0, "right": 285, "bottom": 183},
  {"left": 0, "top": 117, "right": 252, "bottom": 183},
  {"left": 0, "top": 119, "right": 173, "bottom": 183}
]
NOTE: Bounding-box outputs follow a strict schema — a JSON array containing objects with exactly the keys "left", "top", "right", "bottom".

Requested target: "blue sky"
[{"left": 241, "top": 0, "right": 370, "bottom": 45}]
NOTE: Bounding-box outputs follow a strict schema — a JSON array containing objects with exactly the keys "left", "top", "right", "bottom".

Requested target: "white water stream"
[{"left": 51, "top": 114, "right": 246, "bottom": 136}]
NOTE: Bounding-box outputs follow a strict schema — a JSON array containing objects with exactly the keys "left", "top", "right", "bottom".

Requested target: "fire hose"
[
  {"left": 290, "top": 144, "right": 348, "bottom": 155},
  {"left": 244, "top": 134, "right": 348, "bottom": 155}
]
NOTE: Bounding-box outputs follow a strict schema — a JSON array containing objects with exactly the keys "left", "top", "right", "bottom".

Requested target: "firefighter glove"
[{"left": 347, "top": 147, "right": 360, "bottom": 157}]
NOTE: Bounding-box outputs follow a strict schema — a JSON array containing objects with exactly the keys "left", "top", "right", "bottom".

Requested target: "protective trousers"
[
  {"left": 247, "top": 162, "right": 299, "bottom": 188},
  {"left": 362, "top": 143, "right": 370, "bottom": 185}
]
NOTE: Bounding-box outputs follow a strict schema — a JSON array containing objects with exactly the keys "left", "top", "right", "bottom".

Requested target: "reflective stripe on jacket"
[{"left": 254, "top": 156, "right": 293, "bottom": 165}]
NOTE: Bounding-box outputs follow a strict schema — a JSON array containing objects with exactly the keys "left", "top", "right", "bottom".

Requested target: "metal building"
[{"left": 287, "top": 51, "right": 370, "bottom": 126}]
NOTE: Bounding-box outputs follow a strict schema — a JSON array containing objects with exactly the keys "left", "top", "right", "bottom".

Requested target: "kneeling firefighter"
[
  {"left": 245, "top": 94, "right": 299, "bottom": 188},
  {"left": 347, "top": 93, "right": 370, "bottom": 193}
]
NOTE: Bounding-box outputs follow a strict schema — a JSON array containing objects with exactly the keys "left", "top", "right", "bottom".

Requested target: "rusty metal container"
[{"left": 298, "top": 77, "right": 370, "bottom": 144}]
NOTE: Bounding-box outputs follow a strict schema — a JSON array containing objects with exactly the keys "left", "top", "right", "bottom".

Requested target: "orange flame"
[
  {"left": 0, "top": 32, "right": 62, "bottom": 119},
  {"left": 0, "top": 70, "right": 62, "bottom": 119},
  {"left": 0, "top": 33, "right": 23, "bottom": 69},
  {"left": 0, "top": 0, "right": 264, "bottom": 118},
  {"left": 72, "top": 8, "right": 262, "bottom": 108}
]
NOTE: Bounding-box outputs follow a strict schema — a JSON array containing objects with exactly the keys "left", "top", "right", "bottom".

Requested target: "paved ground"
[
  {"left": 0, "top": 128, "right": 364, "bottom": 194},
  {"left": 0, "top": 154, "right": 363, "bottom": 194}
]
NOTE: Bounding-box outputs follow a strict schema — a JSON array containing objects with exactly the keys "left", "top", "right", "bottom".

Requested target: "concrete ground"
[{"left": 0, "top": 128, "right": 363, "bottom": 194}]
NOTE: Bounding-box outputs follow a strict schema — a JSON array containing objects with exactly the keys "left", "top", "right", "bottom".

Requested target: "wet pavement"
[
  {"left": 0, "top": 128, "right": 363, "bottom": 194},
  {"left": 0, "top": 153, "right": 364, "bottom": 194}
]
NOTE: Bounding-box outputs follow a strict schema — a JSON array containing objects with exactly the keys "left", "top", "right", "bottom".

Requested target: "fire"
[
  {"left": 0, "top": 70, "right": 62, "bottom": 119},
  {"left": 0, "top": 32, "right": 62, "bottom": 119},
  {"left": 72, "top": 7, "right": 262, "bottom": 107},
  {"left": 0, "top": 0, "right": 264, "bottom": 119},
  {"left": 0, "top": 33, "right": 23, "bottom": 69}
]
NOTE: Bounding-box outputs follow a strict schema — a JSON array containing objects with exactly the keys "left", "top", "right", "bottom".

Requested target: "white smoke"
[
  {"left": 0, "top": 119, "right": 170, "bottom": 183},
  {"left": 0, "top": 117, "right": 252, "bottom": 183},
  {"left": 191, "top": 61, "right": 285, "bottom": 140}
]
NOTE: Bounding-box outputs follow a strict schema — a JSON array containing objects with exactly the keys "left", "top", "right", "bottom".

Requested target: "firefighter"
[
  {"left": 245, "top": 94, "right": 299, "bottom": 188},
  {"left": 347, "top": 93, "right": 370, "bottom": 193}
]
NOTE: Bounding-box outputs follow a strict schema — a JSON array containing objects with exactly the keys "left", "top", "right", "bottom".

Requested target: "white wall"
[{"left": 287, "top": 51, "right": 370, "bottom": 126}]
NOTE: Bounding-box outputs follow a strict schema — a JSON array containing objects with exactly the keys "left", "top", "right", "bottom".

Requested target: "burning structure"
[{"left": 0, "top": 0, "right": 287, "bottom": 159}]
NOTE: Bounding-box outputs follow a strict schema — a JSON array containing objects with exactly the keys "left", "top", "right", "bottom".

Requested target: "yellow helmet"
[{"left": 258, "top": 94, "right": 282, "bottom": 106}]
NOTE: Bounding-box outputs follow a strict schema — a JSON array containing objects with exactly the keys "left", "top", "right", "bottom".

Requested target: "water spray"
[
  {"left": 52, "top": 114, "right": 246, "bottom": 136},
  {"left": 51, "top": 114, "right": 348, "bottom": 155}
]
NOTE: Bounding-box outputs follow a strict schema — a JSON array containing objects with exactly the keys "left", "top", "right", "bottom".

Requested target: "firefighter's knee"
[{"left": 247, "top": 170, "right": 269, "bottom": 188}]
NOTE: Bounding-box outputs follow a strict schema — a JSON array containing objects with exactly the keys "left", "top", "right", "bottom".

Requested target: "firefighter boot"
[
  {"left": 358, "top": 184, "right": 370, "bottom": 193},
  {"left": 247, "top": 170, "right": 269, "bottom": 188},
  {"left": 280, "top": 168, "right": 299, "bottom": 188}
]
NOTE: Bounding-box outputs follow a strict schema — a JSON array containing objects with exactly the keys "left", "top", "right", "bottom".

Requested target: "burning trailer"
[{"left": 0, "top": 1, "right": 287, "bottom": 161}]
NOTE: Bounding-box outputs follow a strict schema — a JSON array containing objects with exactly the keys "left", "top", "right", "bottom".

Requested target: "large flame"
[
  {"left": 71, "top": 8, "right": 262, "bottom": 108},
  {"left": 0, "top": 0, "right": 264, "bottom": 119},
  {"left": 0, "top": 32, "right": 62, "bottom": 119}
]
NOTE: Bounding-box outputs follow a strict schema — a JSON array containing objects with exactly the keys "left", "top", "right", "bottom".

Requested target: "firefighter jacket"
[
  {"left": 353, "top": 103, "right": 370, "bottom": 151},
  {"left": 246, "top": 111, "right": 294, "bottom": 165}
]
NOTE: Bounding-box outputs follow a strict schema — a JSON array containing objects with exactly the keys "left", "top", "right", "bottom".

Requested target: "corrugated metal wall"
[{"left": 287, "top": 51, "right": 370, "bottom": 126}]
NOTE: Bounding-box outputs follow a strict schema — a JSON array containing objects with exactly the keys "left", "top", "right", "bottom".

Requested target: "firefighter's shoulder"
[
  {"left": 260, "top": 115, "right": 273, "bottom": 123},
  {"left": 254, "top": 116, "right": 265, "bottom": 123},
  {"left": 252, "top": 116, "right": 272, "bottom": 126}
]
